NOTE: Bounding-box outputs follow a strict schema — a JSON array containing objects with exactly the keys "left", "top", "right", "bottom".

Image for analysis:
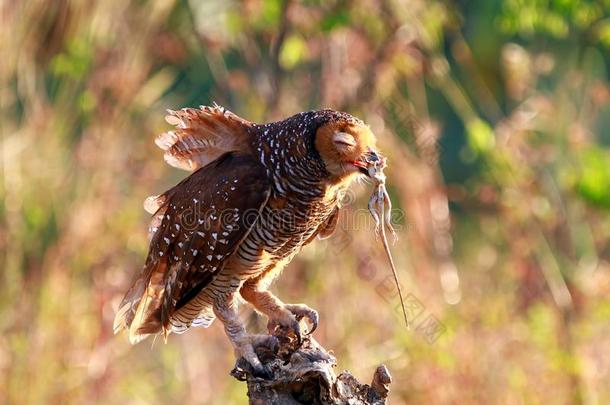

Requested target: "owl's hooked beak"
[{"left": 353, "top": 149, "right": 385, "bottom": 177}]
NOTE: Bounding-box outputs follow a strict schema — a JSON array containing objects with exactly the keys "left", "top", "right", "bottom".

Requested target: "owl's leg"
[
  {"left": 240, "top": 281, "right": 319, "bottom": 344},
  {"left": 213, "top": 292, "right": 277, "bottom": 378}
]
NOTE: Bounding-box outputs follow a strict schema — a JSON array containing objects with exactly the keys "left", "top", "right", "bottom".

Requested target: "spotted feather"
[{"left": 113, "top": 153, "right": 271, "bottom": 341}]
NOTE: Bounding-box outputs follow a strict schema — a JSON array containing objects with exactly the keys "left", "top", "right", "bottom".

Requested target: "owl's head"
[{"left": 315, "top": 118, "right": 383, "bottom": 182}]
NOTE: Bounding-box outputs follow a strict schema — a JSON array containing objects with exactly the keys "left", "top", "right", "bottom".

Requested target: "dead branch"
[{"left": 231, "top": 331, "right": 392, "bottom": 405}]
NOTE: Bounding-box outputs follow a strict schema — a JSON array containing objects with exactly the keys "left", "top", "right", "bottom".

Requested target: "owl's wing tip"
[
  {"left": 163, "top": 153, "right": 196, "bottom": 171},
  {"left": 156, "top": 103, "right": 252, "bottom": 171},
  {"left": 164, "top": 114, "right": 181, "bottom": 126},
  {"left": 128, "top": 320, "right": 150, "bottom": 344},
  {"left": 112, "top": 323, "right": 124, "bottom": 336},
  {"left": 128, "top": 331, "right": 146, "bottom": 345},
  {"left": 128, "top": 325, "right": 165, "bottom": 345},
  {"left": 113, "top": 303, "right": 131, "bottom": 335},
  {"left": 144, "top": 194, "right": 168, "bottom": 215}
]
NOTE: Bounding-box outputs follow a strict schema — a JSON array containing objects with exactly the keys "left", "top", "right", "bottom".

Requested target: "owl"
[{"left": 114, "top": 105, "right": 382, "bottom": 377}]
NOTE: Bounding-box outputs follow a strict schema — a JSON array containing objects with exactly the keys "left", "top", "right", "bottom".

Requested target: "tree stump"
[{"left": 231, "top": 331, "right": 392, "bottom": 404}]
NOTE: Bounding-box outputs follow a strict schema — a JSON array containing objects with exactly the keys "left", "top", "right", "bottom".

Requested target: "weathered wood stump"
[{"left": 231, "top": 330, "right": 392, "bottom": 404}]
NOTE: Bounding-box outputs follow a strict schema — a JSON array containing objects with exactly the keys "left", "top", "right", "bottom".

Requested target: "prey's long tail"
[
  {"left": 378, "top": 187, "right": 409, "bottom": 329},
  {"left": 370, "top": 182, "right": 410, "bottom": 329}
]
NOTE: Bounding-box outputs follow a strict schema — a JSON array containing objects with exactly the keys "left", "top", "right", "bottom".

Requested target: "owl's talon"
[
  {"left": 233, "top": 333, "right": 277, "bottom": 379},
  {"left": 253, "top": 364, "right": 274, "bottom": 380},
  {"left": 285, "top": 304, "right": 319, "bottom": 335},
  {"left": 267, "top": 316, "right": 303, "bottom": 346}
]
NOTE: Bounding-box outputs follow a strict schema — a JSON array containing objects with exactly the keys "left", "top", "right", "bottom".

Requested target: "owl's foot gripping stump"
[{"left": 230, "top": 329, "right": 392, "bottom": 405}]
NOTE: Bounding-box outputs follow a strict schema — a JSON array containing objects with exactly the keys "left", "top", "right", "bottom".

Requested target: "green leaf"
[
  {"left": 466, "top": 118, "right": 495, "bottom": 154},
  {"left": 321, "top": 9, "right": 350, "bottom": 32},
  {"left": 576, "top": 147, "right": 610, "bottom": 208},
  {"left": 279, "top": 35, "right": 308, "bottom": 69},
  {"left": 596, "top": 19, "right": 610, "bottom": 48}
]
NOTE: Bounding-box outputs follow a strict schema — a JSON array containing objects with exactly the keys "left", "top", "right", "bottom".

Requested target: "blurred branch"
[
  {"left": 268, "top": 0, "right": 292, "bottom": 113},
  {"left": 450, "top": 34, "right": 504, "bottom": 123},
  {"left": 343, "top": 0, "right": 401, "bottom": 112}
]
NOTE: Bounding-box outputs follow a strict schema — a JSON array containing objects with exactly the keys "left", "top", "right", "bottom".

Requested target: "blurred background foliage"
[{"left": 2, "top": 0, "right": 610, "bottom": 403}]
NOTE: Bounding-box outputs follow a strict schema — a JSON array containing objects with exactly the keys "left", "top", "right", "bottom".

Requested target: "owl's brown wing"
[
  {"left": 156, "top": 104, "right": 253, "bottom": 171},
  {"left": 114, "top": 152, "right": 271, "bottom": 343}
]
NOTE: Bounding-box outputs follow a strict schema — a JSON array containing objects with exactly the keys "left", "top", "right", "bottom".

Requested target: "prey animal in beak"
[
  {"left": 353, "top": 148, "right": 386, "bottom": 177},
  {"left": 361, "top": 150, "right": 411, "bottom": 330}
]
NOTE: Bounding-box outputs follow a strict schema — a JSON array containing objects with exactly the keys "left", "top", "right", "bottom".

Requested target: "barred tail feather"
[{"left": 113, "top": 260, "right": 168, "bottom": 344}]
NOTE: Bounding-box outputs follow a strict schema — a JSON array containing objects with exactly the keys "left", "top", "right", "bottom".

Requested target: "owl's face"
[{"left": 314, "top": 120, "right": 382, "bottom": 182}]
